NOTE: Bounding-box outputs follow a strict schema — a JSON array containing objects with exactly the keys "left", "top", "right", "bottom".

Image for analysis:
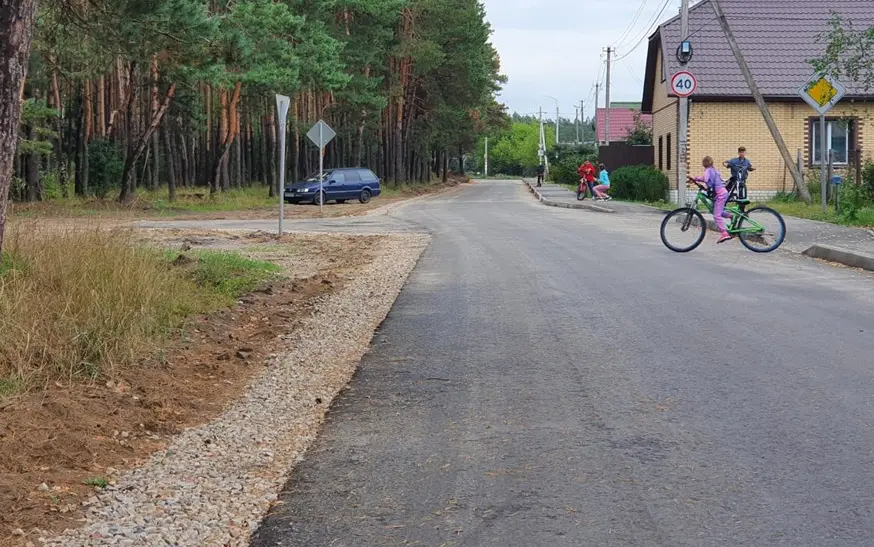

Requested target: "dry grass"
[{"left": 0, "top": 223, "right": 277, "bottom": 392}]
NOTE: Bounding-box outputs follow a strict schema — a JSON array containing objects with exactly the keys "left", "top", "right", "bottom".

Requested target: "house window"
[
  {"left": 658, "top": 136, "right": 664, "bottom": 170},
  {"left": 667, "top": 133, "right": 672, "bottom": 170},
  {"left": 810, "top": 119, "right": 854, "bottom": 165}
]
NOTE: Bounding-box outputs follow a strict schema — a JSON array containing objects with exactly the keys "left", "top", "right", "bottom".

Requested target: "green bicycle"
[{"left": 660, "top": 180, "right": 786, "bottom": 253}]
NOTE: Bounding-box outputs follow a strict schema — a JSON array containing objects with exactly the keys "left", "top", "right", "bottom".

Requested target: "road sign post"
[
  {"left": 799, "top": 75, "right": 846, "bottom": 213},
  {"left": 306, "top": 119, "right": 336, "bottom": 215},
  {"left": 671, "top": 71, "right": 697, "bottom": 205},
  {"left": 670, "top": 71, "right": 697, "bottom": 98},
  {"left": 275, "top": 94, "right": 290, "bottom": 236}
]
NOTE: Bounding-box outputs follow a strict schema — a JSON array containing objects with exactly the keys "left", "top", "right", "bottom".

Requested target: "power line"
[
  {"left": 614, "top": 0, "right": 673, "bottom": 62},
  {"left": 615, "top": 0, "right": 653, "bottom": 50},
  {"left": 619, "top": 58, "right": 644, "bottom": 85}
]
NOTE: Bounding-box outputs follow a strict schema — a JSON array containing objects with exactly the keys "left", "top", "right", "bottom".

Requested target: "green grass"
[
  {"left": 11, "top": 186, "right": 277, "bottom": 218},
  {"left": 176, "top": 250, "right": 281, "bottom": 301},
  {"left": 765, "top": 200, "right": 874, "bottom": 227},
  {"left": 83, "top": 476, "right": 108, "bottom": 489},
  {"left": 0, "top": 226, "right": 282, "bottom": 397}
]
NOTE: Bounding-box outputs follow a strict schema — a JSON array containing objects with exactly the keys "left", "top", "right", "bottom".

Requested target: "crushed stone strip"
[{"left": 43, "top": 233, "right": 430, "bottom": 547}]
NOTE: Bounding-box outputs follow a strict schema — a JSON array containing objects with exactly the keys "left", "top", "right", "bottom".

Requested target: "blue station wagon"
[{"left": 284, "top": 168, "right": 382, "bottom": 206}]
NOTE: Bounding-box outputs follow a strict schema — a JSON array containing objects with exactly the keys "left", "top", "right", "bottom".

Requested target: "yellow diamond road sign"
[{"left": 799, "top": 75, "right": 847, "bottom": 115}]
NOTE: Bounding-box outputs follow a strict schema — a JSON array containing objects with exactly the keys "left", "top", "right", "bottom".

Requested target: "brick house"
[
  {"left": 641, "top": 0, "right": 874, "bottom": 201},
  {"left": 595, "top": 102, "right": 653, "bottom": 144}
]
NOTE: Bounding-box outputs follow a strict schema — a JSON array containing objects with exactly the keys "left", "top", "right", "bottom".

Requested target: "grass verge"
[
  {"left": 0, "top": 224, "right": 279, "bottom": 393},
  {"left": 11, "top": 186, "right": 276, "bottom": 218},
  {"left": 765, "top": 199, "right": 874, "bottom": 227}
]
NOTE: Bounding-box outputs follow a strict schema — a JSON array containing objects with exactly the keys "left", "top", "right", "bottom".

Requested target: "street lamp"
[{"left": 544, "top": 95, "right": 559, "bottom": 145}]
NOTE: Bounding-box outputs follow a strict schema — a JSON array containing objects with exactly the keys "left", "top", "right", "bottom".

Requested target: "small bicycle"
[{"left": 660, "top": 179, "right": 786, "bottom": 253}]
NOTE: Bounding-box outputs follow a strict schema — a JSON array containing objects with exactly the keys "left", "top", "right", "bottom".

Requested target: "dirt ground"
[{"left": 0, "top": 230, "right": 386, "bottom": 544}]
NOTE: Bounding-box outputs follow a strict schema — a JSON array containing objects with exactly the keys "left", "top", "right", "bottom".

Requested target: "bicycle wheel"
[
  {"left": 737, "top": 206, "right": 786, "bottom": 253},
  {"left": 660, "top": 207, "right": 707, "bottom": 253}
]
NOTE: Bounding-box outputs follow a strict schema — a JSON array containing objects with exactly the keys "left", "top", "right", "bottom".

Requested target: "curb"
[
  {"left": 523, "top": 180, "right": 615, "bottom": 213},
  {"left": 802, "top": 244, "right": 874, "bottom": 272}
]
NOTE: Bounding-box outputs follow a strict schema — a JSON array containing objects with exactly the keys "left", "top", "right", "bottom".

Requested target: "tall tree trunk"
[
  {"left": 163, "top": 124, "right": 176, "bottom": 202},
  {"left": 212, "top": 82, "right": 241, "bottom": 193},
  {"left": 119, "top": 81, "right": 176, "bottom": 203},
  {"left": 266, "top": 103, "right": 276, "bottom": 197},
  {"left": 97, "top": 75, "right": 106, "bottom": 137},
  {"left": 25, "top": 125, "right": 40, "bottom": 201},
  {"left": 179, "top": 127, "right": 190, "bottom": 187},
  {"left": 149, "top": 57, "right": 160, "bottom": 191},
  {"left": 0, "top": 0, "right": 38, "bottom": 253}
]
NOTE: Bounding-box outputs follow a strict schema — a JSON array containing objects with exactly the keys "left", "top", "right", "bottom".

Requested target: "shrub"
[
  {"left": 840, "top": 180, "right": 871, "bottom": 221},
  {"left": 862, "top": 161, "right": 874, "bottom": 196},
  {"left": 87, "top": 139, "right": 124, "bottom": 199},
  {"left": 609, "top": 165, "right": 669, "bottom": 202},
  {"left": 548, "top": 144, "right": 598, "bottom": 186}
]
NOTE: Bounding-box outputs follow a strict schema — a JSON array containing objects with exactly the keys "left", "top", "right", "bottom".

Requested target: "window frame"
[
  {"left": 658, "top": 136, "right": 664, "bottom": 170},
  {"left": 808, "top": 117, "right": 856, "bottom": 167},
  {"left": 667, "top": 133, "right": 672, "bottom": 171}
]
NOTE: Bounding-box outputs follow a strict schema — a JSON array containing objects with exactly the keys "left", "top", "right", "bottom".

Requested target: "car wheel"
[
  {"left": 359, "top": 189, "right": 372, "bottom": 204},
  {"left": 313, "top": 191, "right": 326, "bottom": 206}
]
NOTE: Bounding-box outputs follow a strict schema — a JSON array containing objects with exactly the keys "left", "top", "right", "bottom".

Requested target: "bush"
[
  {"left": 87, "top": 139, "right": 124, "bottom": 199},
  {"left": 840, "top": 181, "right": 871, "bottom": 221},
  {"left": 862, "top": 161, "right": 874, "bottom": 196},
  {"left": 548, "top": 143, "right": 598, "bottom": 186},
  {"left": 609, "top": 165, "right": 669, "bottom": 202}
]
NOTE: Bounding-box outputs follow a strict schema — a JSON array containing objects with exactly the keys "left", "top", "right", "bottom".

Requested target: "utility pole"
[
  {"left": 710, "top": 0, "right": 810, "bottom": 204},
  {"left": 594, "top": 83, "right": 600, "bottom": 144},
  {"left": 677, "top": 0, "right": 690, "bottom": 205},
  {"left": 555, "top": 104, "right": 560, "bottom": 145},
  {"left": 580, "top": 99, "right": 585, "bottom": 143},
  {"left": 574, "top": 106, "right": 580, "bottom": 144},
  {"left": 605, "top": 47, "right": 613, "bottom": 146},
  {"left": 538, "top": 107, "right": 544, "bottom": 163},
  {"left": 484, "top": 136, "right": 489, "bottom": 178}
]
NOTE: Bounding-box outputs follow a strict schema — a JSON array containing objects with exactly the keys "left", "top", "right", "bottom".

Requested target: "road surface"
[{"left": 197, "top": 181, "right": 874, "bottom": 546}]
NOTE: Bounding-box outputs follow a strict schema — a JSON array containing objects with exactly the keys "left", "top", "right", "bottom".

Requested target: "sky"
[{"left": 482, "top": 0, "right": 681, "bottom": 120}]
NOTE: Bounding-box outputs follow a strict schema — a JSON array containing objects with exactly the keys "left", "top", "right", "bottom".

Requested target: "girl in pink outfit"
[{"left": 690, "top": 156, "right": 732, "bottom": 243}]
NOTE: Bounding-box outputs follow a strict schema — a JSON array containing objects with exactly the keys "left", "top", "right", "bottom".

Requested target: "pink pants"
[{"left": 713, "top": 188, "right": 732, "bottom": 233}]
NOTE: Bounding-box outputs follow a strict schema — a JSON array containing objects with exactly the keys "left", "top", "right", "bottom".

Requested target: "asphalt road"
[{"left": 243, "top": 181, "right": 874, "bottom": 546}]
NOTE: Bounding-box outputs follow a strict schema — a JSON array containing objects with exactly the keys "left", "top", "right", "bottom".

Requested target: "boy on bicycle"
[{"left": 723, "top": 146, "right": 755, "bottom": 201}]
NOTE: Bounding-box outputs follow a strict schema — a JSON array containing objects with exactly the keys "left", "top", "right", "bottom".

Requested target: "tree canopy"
[{"left": 7, "top": 0, "right": 508, "bottom": 206}]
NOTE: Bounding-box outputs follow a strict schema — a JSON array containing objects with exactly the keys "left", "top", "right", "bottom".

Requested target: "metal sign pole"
[
  {"left": 820, "top": 115, "right": 827, "bottom": 213},
  {"left": 275, "top": 95, "right": 290, "bottom": 237},
  {"left": 319, "top": 123, "right": 324, "bottom": 215}
]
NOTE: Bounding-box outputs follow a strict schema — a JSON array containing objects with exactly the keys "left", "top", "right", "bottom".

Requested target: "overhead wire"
[
  {"left": 614, "top": 0, "right": 673, "bottom": 62},
  {"left": 614, "top": 0, "right": 653, "bottom": 50}
]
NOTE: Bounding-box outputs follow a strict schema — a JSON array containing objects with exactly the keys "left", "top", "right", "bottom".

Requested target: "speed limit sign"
[{"left": 670, "top": 71, "right": 697, "bottom": 98}]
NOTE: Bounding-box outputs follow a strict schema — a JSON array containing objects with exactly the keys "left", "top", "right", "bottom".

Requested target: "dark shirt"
[
  {"left": 536, "top": 165, "right": 545, "bottom": 175},
  {"left": 725, "top": 157, "right": 752, "bottom": 182}
]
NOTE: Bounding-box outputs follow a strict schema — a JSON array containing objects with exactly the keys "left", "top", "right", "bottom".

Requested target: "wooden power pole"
[{"left": 709, "top": 0, "right": 811, "bottom": 204}]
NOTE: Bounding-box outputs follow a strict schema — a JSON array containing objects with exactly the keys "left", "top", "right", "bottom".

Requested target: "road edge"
[{"left": 522, "top": 180, "right": 615, "bottom": 213}]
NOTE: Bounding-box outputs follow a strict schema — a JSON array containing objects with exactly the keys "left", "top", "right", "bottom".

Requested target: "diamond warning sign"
[{"left": 799, "top": 75, "right": 846, "bottom": 115}]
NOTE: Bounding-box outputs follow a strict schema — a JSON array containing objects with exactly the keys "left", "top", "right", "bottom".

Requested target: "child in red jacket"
[{"left": 577, "top": 161, "right": 597, "bottom": 200}]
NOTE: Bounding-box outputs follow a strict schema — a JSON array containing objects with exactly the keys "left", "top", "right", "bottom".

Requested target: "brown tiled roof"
[{"left": 643, "top": 0, "right": 874, "bottom": 108}]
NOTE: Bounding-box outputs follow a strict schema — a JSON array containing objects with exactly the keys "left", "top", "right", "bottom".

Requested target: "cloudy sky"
[{"left": 482, "top": 0, "right": 680, "bottom": 120}]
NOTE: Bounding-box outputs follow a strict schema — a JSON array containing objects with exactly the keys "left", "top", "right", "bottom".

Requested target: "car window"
[
  {"left": 305, "top": 171, "right": 329, "bottom": 182},
  {"left": 344, "top": 170, "right": 361, "bottom": 182},
  {"left": 358, "top": 169, "right": 377, "bottom": 182},
  {"left": 332, "top": 172, "right": 345, "bottom": 183}
]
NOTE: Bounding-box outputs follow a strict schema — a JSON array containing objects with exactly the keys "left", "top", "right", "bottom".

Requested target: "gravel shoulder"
[{"left": 8, "top": 230, "right": 429, "bottom": 546}]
